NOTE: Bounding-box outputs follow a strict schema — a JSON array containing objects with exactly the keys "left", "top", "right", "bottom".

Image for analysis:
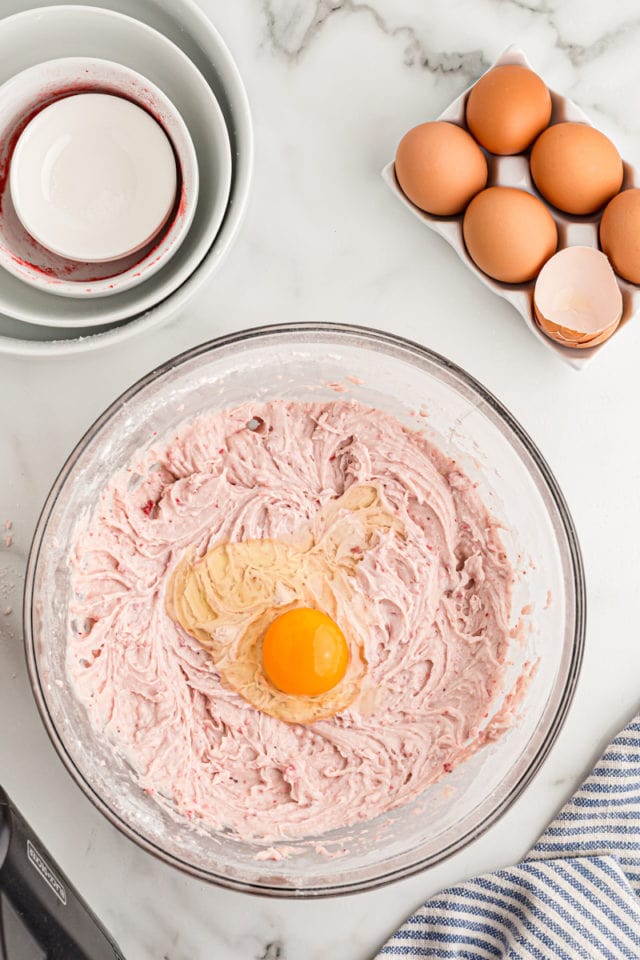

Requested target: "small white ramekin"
[{"left": 0, "top": 57, "right": 199, "bottom": 299}]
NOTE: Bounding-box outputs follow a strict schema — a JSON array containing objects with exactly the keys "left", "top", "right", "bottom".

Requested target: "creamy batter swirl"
[{"left": 68, "top": 400, "right": 515, "bottom": 841}]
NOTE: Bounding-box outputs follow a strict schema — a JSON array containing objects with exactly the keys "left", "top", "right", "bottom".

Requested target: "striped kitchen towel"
[{"left": 378, "top": 713, "right": 640, "bottom": 959}]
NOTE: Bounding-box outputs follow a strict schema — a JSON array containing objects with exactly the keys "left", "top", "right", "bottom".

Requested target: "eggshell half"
[{"left": 534, "top": 246, "right": 622, "bottom": 348}]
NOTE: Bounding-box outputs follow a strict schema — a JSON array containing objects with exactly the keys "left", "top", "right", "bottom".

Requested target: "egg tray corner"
[{"left": 383, "top": 44, "right": 638, "bottom": 370}]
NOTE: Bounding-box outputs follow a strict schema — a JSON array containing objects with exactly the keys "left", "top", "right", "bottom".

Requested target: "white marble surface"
[{"left": 2, "top": 0, "right": 640, "bottom": 957}]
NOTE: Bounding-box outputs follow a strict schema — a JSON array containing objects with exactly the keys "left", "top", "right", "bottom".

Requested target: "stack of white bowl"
[{"left": 0, "top": 1, "right": 252, "bottom": 357}]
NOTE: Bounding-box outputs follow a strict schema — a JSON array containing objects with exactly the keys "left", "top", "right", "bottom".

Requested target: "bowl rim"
[
  {"left": 23, "top": 322, "right": 586, "bottom": 897},
  {"left": 3, "top": 54, "right": 200, "bottom": 298}
]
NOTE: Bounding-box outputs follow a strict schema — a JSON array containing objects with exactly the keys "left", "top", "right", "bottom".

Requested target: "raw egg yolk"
[{"left": 262, "top": 608, "right": 349, "bottom": 697}]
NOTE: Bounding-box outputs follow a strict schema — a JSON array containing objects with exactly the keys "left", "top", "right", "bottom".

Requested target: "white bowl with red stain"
[{"left": 0, "top": 57, "right": 200, "bottom": 301}]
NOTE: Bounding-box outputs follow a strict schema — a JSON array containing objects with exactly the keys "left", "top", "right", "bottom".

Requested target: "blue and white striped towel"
[{"left": 378, "top": 713, "right": 640, "bottom": 959}]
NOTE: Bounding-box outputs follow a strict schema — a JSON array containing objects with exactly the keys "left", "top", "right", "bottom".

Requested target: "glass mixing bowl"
[{"left": 24, "top": 323, "right": 585, "bottom": 896}]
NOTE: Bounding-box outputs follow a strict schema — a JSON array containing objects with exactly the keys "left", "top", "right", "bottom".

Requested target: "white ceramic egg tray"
[{"left": 382, "top": 45, "right": 638, "bottom": 370}]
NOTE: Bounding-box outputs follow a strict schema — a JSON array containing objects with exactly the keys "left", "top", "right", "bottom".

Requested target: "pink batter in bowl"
[{"left": 23, "top": 323, "right": 585, "bottom": 896}]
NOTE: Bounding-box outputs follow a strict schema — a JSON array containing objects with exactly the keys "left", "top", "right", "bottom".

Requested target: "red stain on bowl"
[
  {"left": 9, "top": 251, "right": 58, "bottom": 278},
  {"left": 177, "top": 182, "right": 187, "bottom": 218}
]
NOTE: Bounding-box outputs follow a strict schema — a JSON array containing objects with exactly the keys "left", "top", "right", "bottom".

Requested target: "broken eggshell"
[{"left": 533, "top": 246, "right": 622, "bottom": 349}]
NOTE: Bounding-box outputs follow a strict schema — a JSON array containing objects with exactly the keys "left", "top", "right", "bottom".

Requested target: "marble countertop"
[{"left": 2, "top": 0, "right": 640, "bottom": 957}]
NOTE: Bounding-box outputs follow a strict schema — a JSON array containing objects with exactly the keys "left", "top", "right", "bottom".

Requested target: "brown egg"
[
  {"left": 534, "top": 246, "right": 622, "bottom": 349},
  {"left": 600, "top": 189, "right": 640, "bottom": 284},
  {"left": 466, "top": 64, "right": 552, "bottom": 155},
  {"left": 463, "top": 187, "right": 557, "bottom": 283},
  {"left": 530, "top": 122, "right": 623, "bottom": 215},
  {"left": 394, "top": 121, "right": 487, "bottom": 216}
]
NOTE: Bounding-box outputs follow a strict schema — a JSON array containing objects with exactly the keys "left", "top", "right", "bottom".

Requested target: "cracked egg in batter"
[{"left": 165, "top": 484, "right": 403, "bottom": 723}]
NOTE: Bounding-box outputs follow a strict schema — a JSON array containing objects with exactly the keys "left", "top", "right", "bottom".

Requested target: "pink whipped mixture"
[{"left": 68, "top": 400, "right": 516, "bottom": 842}]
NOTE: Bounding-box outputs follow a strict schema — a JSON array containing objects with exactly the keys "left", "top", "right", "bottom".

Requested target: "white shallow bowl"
[
  {"left": 25, "top": 324, "right": 585, "bottom": 895},
  {"left": 0, "top": 3, "right": 236, "bottom": 333},
  {"left": 0, "top": 57, "right": 199, "bottom": 304},
  {"left": 12, "top": 94, "right": 177, "bottom": 264}
]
